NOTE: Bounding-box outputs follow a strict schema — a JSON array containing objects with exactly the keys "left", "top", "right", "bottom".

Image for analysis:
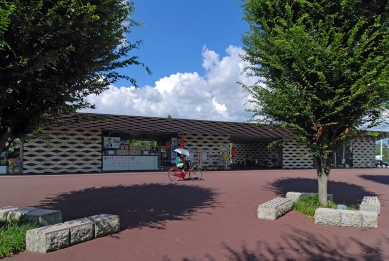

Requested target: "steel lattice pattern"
[{"left": 23, "top": 129, "right": 101, "bottom": 174}]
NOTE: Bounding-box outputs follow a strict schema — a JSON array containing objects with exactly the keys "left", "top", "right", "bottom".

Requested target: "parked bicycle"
[{"left": 168, "top": 160, "right": 202, "bottom": 181}]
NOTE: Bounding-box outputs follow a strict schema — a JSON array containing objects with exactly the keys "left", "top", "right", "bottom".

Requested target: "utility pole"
[{"left": 381, "top": 125, "right": 383, "bottom": 160}]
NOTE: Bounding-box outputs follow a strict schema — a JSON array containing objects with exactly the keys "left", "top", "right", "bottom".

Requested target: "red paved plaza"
[{"left": 0, "top": 168, "right": 388, "bottom": 260}]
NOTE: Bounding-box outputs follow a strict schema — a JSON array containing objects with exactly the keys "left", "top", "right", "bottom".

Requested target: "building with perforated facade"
[{"left": 17, "top": 113, "right": 378, "bottom": 174}]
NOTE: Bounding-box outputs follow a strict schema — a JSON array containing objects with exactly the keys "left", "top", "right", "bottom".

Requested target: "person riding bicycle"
[{"left": 175, "top": 154, "right": 189, "bottom": 174}]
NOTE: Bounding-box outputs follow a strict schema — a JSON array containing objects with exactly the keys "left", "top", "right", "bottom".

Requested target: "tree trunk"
[
  {"left": 318, "top": 173, "right": 328, "bottom": 206},
  {"left": 313, "top": 153, "right": 333, "bottom": 206}
]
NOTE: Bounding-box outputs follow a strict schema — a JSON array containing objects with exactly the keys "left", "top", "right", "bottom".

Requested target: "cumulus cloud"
[{"left": 80, "top": 45, "right": 259, "bottom": 122}]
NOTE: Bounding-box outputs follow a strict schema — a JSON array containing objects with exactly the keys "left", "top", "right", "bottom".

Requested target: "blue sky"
[
  {"left": 82, "top": 0, "right": 257, "bottom": 122},
  {"left": 123, "top": 0, "right": 249, "bottom": 88}
]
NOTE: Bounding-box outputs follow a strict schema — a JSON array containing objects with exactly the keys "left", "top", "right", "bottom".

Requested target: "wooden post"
[{"left": 197, "top": 147, "right": 202, "bottom": 170}]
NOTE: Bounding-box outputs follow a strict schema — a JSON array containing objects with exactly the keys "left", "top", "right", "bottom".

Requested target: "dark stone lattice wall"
[
  {"left": 282, "top": 140, "right": 313, "bottom": 169},
  {"left": 352, "top": 137, "right": 375, "bottom": 168},
  {"left": 180, "top": 133, "right": 230, "bottom": 168},
  {"left": 23, "top": 129, "right": 101, "bottom": 174}
]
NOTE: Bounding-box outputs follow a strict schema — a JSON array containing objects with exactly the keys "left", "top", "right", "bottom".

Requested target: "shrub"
[
  {"left": 293, "top": 194, "right": 340, "bottom": 217},
  {"left": 0, "top": 221, "right": 39, "bottom": 258}
]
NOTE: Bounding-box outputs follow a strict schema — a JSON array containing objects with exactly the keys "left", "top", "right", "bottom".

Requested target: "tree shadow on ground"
[
  {"left": 359, "top": 174, "right": 389, "bottom": 186},
  {"left": 264, "top": 177, "right": 377, "bottom": 206},
  {"left": 217, "top": 228, "right": 387, "bottom": 261},
  {"left": 162, "top": 228, "right": 388, "bottom": 261},
  {"left": 34, "top": 183, "right": 219, "bottom": 230}
]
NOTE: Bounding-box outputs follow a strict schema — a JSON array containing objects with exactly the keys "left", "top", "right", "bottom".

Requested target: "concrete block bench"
[
  {"left": 26, "top": 209, "right": 62, "bottom": 227},
  {"left": 315, "top": 208, "right": 341, "bottom": 226},
  {"left": 358, "top": 211, "right": 378, "bottom": 229},
  {"left": 26, "top": 214, "right": 120, "bottom": 253},
  {"left": 26, "top": 223, "right": 70, "bottom": 253},
  {"left": 359, "top": 196, "right": 380, "bottom": 215},
  {"left": 315, "top": 208, "right": 378, "bottom": 229},
  {"left": 5, "top": 207, "right": 38, "bottom": 222},
  {"left": 89, "top": 214, "right": 120, "bottom": 238},
  {"left": 338, "top": 209, "right": 362, "bottom": 228},
  {"left": 0, "top": 206, "right": 19, "bottom": 222},
  {"left": 64, "top": 217, "right": 94, "bottom": 245},
  {"left": 286, "top": 192, "right": 333, "bottom": 202},
  {"left": 257, "top": 198, "right": 293, "bottom": 220},
  {"left": 0, "top": 206, "right": 62, "bottom": 226}
]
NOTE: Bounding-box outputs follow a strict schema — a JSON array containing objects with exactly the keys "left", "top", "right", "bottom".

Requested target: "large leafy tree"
[
  {"left": 0, "top": 2, "right": 15, "bottom": 50},
  {"left": 0, "top": 0, "right": 150, "bottom": 152},
  {"left": 241, "top": 0, "right": 389, "bottom": 205}
]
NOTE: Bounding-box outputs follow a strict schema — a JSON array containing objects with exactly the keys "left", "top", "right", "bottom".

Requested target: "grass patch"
[
  {"left": 0, "top": 221, "right": 39, "bottom": 259},
  {"left": 293, "top": 194, "right": 354, "bottom": 217}
]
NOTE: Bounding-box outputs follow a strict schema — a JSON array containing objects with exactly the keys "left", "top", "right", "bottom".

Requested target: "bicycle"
[{"left": 168, "top": 160, "right": 202, "bottom": 181}]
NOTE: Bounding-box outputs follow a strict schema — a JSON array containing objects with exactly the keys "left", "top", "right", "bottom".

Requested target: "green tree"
[
  {"left": 0, "top": 1, "right": 15, "bottom": 51},
  {"left": 241, "top": 0, "right": 389, "bottom": 205},
  {"left": 0, "top": 0, "right": 150, "bottom": 152}
]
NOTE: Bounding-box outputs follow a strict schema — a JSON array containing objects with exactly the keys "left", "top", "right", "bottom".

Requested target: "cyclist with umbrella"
[
  {"left": 174, "top": 148, "right": 190, "bottom": 173},
  {"left": 168, "top": 147, "right": 202, "bottom": 181},
  {"left": 175, "top": 153, "right": 185, "bottom": 168}
]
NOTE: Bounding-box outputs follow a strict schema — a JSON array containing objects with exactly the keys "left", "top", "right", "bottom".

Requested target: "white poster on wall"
[
  {"left": 171, "top": 138, "right": 178, "bottom": 163},
  {"left": 103, "top": 137, "right": 121, "bottom": 149},
  {"left": 202, "top": 152, "right": 207, "bottom": 161}
]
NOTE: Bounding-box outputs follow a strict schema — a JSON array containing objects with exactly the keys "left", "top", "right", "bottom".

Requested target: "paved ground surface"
[{"left": 0, "top": 168, "right": 388, "bottom": 261}]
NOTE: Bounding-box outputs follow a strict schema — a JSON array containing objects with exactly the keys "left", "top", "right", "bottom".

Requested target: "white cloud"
[{"left": 80, "top": 45, "right": 259, "bottom": 122}]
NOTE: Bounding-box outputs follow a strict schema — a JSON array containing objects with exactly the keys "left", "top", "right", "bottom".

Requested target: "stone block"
[
  {"left": 285, "top": 192, "right": 302, "bottom": 202},
  {"left": 64, "top": 217, "right": 94, "bottom": 245},
  {"left": 26, "top": 209, "right": 62, "bottom": 226},
  {"left": 7, "top": 207, "right": 37, "bottom": 222},
  {"left": 314, "top": 208, "right": 341, "bottom": 226},
  {"left": 359, "top": 196, "right": 380, "bottom": 215},
  {"left": 0, "top": 206, "right": 19, "bottom": 222},
  {"left": 357, "top": 211, "right": 378, "bottom": 229},
  {"left": 338, "top": 210, "right": 361, "bottom": 228},
  {"left": 88, "top": 214, "right": 120, "bottom": 238},
  {"left": 26, "top": 223, "right": 69, "bottom": 253},
  {"left": 257, "top": 198, "right": 293, "bottom": 220}
]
